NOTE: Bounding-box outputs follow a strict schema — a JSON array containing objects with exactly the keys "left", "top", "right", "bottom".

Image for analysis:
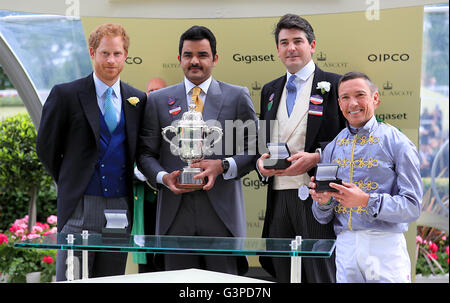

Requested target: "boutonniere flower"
[
  {"left": 127, "top": 96, "right": 140, "bottom": 106},
  {"left": 317, "top": 81, "right": 331, "bottom": 94}
]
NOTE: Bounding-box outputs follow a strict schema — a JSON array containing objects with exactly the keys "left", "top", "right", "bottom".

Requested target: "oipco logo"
[
  {"left": 125, "top": 56, "right": 143, "bottom": 64},
  {"left": 368, "top": 53, "right": 410, "bottom": 62}
]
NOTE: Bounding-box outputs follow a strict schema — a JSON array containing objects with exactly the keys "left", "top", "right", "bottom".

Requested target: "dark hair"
[
  {"left": 274, "top": 14, "right": 315, "bottom": 45},
  {"left": 179, "top": 25, "right": 217, "bottom": 57},
  {"left": 338, "top": 71, "right": 378, "bottom": 94}
]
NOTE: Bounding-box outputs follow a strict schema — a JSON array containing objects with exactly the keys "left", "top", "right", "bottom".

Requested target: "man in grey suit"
[{"left": 138, "top": 25, "right": 257, "bottom": 275}]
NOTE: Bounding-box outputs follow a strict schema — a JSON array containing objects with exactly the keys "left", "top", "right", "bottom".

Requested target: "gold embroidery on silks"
[
  {"left": 334, "top": 204, "right": 368, "bottom": 231},
  {"left": 334, "top": 133, "right": 375, "bottom": 231},
  {"left": 334, "top": 157, "right": 379, "bottom": 169},
  {"left": 337, "top": 135, "right": 379, "bottom": 146},
  {"left": 354, "top": 180, "right": 378, "bottom": 191}
]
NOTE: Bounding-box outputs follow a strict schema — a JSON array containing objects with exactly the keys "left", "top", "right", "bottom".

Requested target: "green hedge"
[
  {"left": 0, "top": 96, "right": 23, "bottom": 107},
  {"left": 0, "top": 113, "right": 56, "bottom": 231},
  {"left": 422, "top": 177, "right": 449, "bottom": 199}
]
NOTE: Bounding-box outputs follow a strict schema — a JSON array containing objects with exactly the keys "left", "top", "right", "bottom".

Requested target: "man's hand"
[
  {"left": 280, "top": 151, "right": 320, "bottom": 176},
  {"left": 309, "top": 176, "right": 334, "bottom": 205},
  {"left": 330, "top": 181, "right": 369, "bottom": 208},
  {"left": 257, "top": 153, "right": 285, "bottom": 177},
  {"left": 190, "top": 159, "right": 223, "bottom": 191},
  {"left": 162, "top": 170, "right": 197, "bottom": 195}
]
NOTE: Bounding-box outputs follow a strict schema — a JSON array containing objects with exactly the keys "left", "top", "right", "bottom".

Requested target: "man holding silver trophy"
[{"left": 137, "top": 25, "right": 257, "bottom": 275}]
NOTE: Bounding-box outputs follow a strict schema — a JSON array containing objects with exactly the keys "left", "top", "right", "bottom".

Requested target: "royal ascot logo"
[
  {"left": 162, "top": 63, "right": 180, "bottom": 69},
  {"left": 125, "top": 56, "right": 143, "bottom": 64},
  {"left": 252, "top": 81, "right": 261, "bottom": 91},
  {"left": 316, "top": 51, "right": 327, "bottom": 61},
  {"left": 315, "top": 52, "right": 349, "bottom": 69},
  {"left": 246, "top": 210, "right": 265, "bottom": 229},
  {"left": 376, "top": 80, "right": 410, "bottom": 122},
  {"left": 248, "top": 80, "right": 262, "bottom": 99},
  {"left": 232, "top": 53, "right": 276, "bottom": 64},
  {"left": 258, "top": 209, "right": 265, "bottom": 221},
  {"left": 379, "top": 80, "right": 413, "bottom": 97},
  {"left": 368, "top": 53, "right": 410, "bottom": 62}
]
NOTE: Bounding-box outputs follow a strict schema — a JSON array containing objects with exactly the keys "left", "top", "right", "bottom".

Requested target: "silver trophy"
[{"left": 161, "top": 103, "right": 223, "bottom": 189}]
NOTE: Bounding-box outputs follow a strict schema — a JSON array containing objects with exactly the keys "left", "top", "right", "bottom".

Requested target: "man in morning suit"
[
  {"left": 138, "top": 25, "right": 257, "bottom": 275},
  {"left": 36, "top": 23, "right": 147, "bottom": 281},
  {"left": 256, "top": 14, "right": 346, "bottom": 282}
]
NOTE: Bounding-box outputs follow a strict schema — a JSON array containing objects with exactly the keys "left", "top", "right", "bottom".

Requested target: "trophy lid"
[{"left": 178, "top": 103, "right": 205, "bottom": 126}]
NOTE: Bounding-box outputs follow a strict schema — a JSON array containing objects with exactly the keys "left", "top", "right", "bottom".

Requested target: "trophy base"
[{"left": 178, "top": 167, "right": 204, "bottom": 190}]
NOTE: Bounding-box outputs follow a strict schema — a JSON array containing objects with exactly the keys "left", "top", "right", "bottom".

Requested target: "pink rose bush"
[
  {"left": 416, "top": 226, "right": 449, "bottom": 276},
  {"left": 0, "top": 215, "right": 57, "bottom": 283}
]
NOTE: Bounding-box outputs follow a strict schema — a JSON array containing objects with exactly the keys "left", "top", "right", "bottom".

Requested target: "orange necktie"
[{"left": 191, "top": 86, "right": 203, "bottom": 113}]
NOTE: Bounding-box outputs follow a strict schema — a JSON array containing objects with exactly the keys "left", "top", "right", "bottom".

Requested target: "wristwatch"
[{"left": 221, "top": 159, "right": 230, "bottom": 174}]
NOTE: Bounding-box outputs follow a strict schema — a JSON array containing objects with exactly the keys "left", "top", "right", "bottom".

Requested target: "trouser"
[
  {"left": 267, "top": 189, "right": 336, "bottom": 283},
  {"left": 336, "top": 230, "right": 411, "bottom": 283},
  {"left": 56, "top": 195, "right": 130, "bottom": 281},
  {"left": 163, "top": 191, "right": 241, "bottom": 275}
]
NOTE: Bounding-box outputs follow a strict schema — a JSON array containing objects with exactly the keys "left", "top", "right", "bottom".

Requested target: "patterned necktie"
[
  {"left": 191, "top": 86, "right": 203, "bottom": 113},
  {"left": 286, "top": 74, "right": 297, "bottom": 117},
  {"left": 104, "top": 87, "right": 117, "bottom": 133}
]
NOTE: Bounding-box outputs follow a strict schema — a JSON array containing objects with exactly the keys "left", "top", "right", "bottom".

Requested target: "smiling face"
[
  {"left": 90, "top": 35, "right": 128, "bottom": 86},
  {"left": 338, "top": 78, "right": 380, "bottom": 128},
  {"left": 178, "top": 39, "right": 218, "bottom": 85},
  {"left": 277, "top": 28, "right": 315, "bottom": 74}
]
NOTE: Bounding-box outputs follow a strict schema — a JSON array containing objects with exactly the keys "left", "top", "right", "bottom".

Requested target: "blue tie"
[
  {"left": 286, "top": 74, "right": 297, "bottom": 117},
  {"left": 104, "top": 87, "right": 117, "bottom": 134}
]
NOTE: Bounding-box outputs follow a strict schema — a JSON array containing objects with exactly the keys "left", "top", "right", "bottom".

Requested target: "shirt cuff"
[
  {"left": 156, "top": 171, "right": 169, "bottom": 189},
  {"left": 316, "top": 198, "right": 336, "bottom": 210},
  {"left": 222, "top": 157, "right": 237, "bottom": 180},
  {"left": 255, "top": 158, "right": 269, "bottom": 182},
  {"left": 365, "top": 193, "right": 381, "bottom": 220}
]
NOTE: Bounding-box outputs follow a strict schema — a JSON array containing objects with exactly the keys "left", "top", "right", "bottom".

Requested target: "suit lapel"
[
  {"left": 305, "top": 65, "right": 327, "bottom": 152},
  {"left": 79, "top": 74, "right": 100, "bottom": 149},
  {"left": 202, "top": 79, "right": 223, "bottom": 121},
  {"left": 120, "top": 82, "right": 136, "bottom": 159},
  {"left": 264, "top": 76, "right": 285, "bottom": 141}
]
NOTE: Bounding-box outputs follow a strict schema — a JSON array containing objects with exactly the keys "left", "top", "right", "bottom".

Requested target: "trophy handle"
[
  {"left": 203, "top": 126, "right": 223, "bottom": 155},
  {"left": 161, "top": 125, "right": 179, "bottom": 151}
]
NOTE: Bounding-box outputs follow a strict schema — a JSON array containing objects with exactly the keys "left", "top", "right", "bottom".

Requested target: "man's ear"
[{"left": 373, "top": 91, "right": 380, "bottom": 108}]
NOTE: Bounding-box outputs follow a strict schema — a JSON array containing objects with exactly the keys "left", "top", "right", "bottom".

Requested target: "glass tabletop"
[{"left": 14, "top": 233, "right": 335, "bottom": 258}]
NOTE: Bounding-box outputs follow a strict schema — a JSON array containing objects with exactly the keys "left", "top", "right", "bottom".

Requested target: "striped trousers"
[
  {"left": 56, "top": 195, "right": 130, "bottom": 281},
  {"left": 267, "top": 189, "right": 336, "bottom": 283}
]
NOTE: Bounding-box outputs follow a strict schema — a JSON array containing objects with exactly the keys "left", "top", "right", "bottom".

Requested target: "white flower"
[
  {"left": 317, "top": 81, "right": 331, "bottom": 94},
  {"left": 127, "top": 96, "right": 140, "bottom": 106}
]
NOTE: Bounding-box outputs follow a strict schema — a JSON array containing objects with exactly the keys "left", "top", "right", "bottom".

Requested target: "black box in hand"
[
  {"left": 314, "top": 163, "right": 342, "bottom": 192},
  {"left": 263, "top": 142, "right": 291, "bottom": 169}
]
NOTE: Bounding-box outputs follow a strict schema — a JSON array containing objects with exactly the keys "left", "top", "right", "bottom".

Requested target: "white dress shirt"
[{"left": 93, "top": 72, "right": 122, "bottom": 124}]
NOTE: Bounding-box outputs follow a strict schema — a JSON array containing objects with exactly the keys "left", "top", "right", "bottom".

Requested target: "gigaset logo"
[
  {"left": 368, "top": 53, "right": 410, "bottom": 62},
  {"left": 125, "top": 57, "right": 143, "bottom": 64},
  {"left": 242, "top": 177, "right": 266, "bottom": 190},
  {"left": 232, "top": 53, "right": 276, "bottom": 64}
]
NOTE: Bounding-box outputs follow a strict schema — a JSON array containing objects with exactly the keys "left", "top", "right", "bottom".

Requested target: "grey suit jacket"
[{"left": 138, "top": 78, "right": 257, "bottom": 238}]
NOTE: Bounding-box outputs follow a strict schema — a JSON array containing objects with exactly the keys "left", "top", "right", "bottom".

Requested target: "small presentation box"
[
  {"left": 263, "top": 142, "right": 291, "bottom": 169},
  {"left": 314, "top": 163, "right": 342, "bottom": 192},
  {"left": 102, "top": 209, "right": 129, "bottom": 239}
]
